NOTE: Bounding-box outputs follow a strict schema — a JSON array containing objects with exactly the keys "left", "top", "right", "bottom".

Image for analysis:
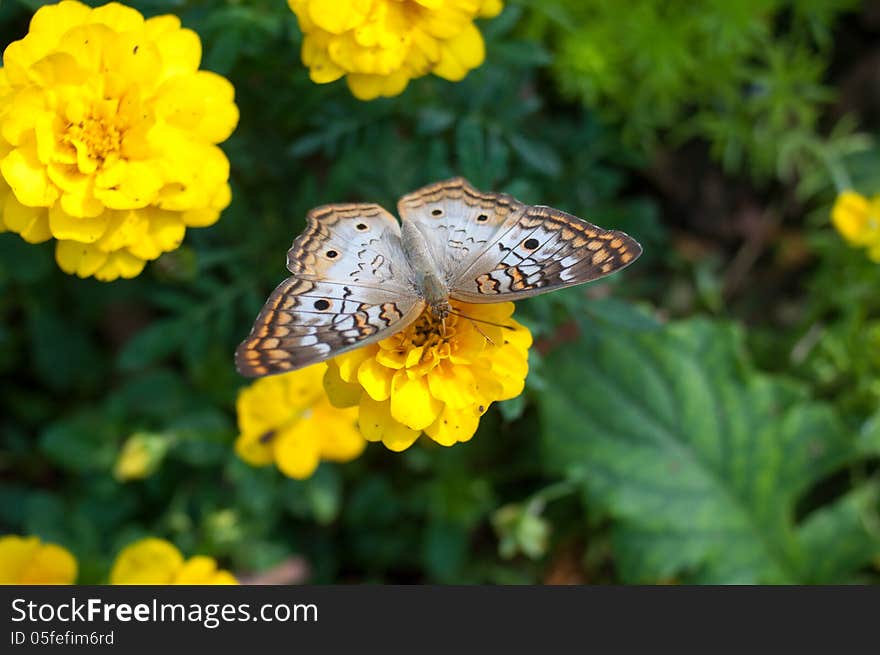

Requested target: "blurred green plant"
[{"left": 536, "top": 0, "right": 867, "bottom": 193}]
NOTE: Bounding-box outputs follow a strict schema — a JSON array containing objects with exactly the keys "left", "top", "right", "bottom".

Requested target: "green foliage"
[
  {"left": 541, "top": 318, "right": 879, "bottom": 583},
  {"left": 542, "top": 0, "right": 863, "bottom": 188},
  {"left": 1, "top": 0, "right": 879, "bottom": 585}
]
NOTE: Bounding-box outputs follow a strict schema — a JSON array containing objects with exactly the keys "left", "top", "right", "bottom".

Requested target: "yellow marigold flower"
[
  {"left": 288, "top": 0, "right": 504, "bottom": 100},
  {"left": 325, "top": 300, "right": 531, "bottom": 451},
  {"left": 235, "top": 362, "right": 366, "bottom": 479},
  {"left": 0, "top": 535, "right": 77, "bottom": 584},
  {"left": 831, "top": 190, "right": 880, "bottom": 262},
  {"left": 109, "top": 537, "right": 237, "bottom": 584},
  {"left": 0, "top": 1, "right": 238, "bottom": 281}
]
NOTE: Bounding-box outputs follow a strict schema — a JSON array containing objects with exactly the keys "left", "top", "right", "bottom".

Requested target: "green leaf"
[
  {"left": 117, "top": 318, "right": 189, "bottom": 371},
  {"left": 170, "top": 410, "right": 234, "bottom": 467},
  {"left": 0, "top": 234, "right": 52, "bottom": 285},
  {"left": 423, "top": 520, "right": 468, "bottom": 581},
  {"left": 797, "top": 483, "right": 880, "bottom": 583},
  {"left": 105, "top": 369, "right": 188, "bottom": 422},
  {"left": 280, "top": 465, "right": 342, "bottom": 525},
  {"left": 40, "top": 411, "right": 120, "bottom": 473},
  {"left": 27, "top": 306, "right": 101, "bottom": 392},
  {"left": 305, "top": 465, "right": 343, "bottom": 525},
  {"left": 580, "top": 298, "right": 662, "bottom": 333},
  {"left": 454, "top": 116, "right": 488, "bottom": 188},
  {"left": 508, "top": 133, "right": 563, "bottom": 177},
  {"left": 540, "top": 319, "right": 877, "bottom": 583}
]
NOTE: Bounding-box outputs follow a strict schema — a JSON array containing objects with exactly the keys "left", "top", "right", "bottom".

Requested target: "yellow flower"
[
  {"left": 0, "top": 1, "right": 238, "bottom": 281},
  {"left": 0, "top": 535, "right": 78, "bottom": 584},
  {"left": 235, "top": 362, "right": 366, "bottom": 479},
  {"left": 325, "top": 300, "right": 531, "bottom": 451},
  {"left": 109, "top": 537, "right": 237, "bottom": 584},
  {"left": 288, "top": 0, "right": 504, "bottom": 100},
  {"left": 831, "top": 190, "right": 880, "bottom": 262}
]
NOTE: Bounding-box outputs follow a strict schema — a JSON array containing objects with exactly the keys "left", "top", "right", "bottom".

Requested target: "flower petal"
[
  {"left": 433, "top": 23, "right": 485, "bottom": 81},
  {"left": 93, "top": 249, "right": 146, "bottom": 281},
  {"left": 174, "top": 556, "right": 237, "bottom": 584},
  {"left": 831, "top": 190, "right": 871, "bottom": 245},
  {"left": 48, "top": 204, "right": 109, "bottom": 242},
  {"left": 1, "top": 146, "right": 59, "bottom": 207},
  {"left": 425, "top": 404, "right": 481, "bottom": 446},
  {"left": 273, "top": 421, "right": 323, "bottom": 480},
  {"left": 323, "top": 363, "right": 363, "bottom": 408},
  {"left": 390, "top": 370, "right": 442, "bottom": 430},
  {"left": 358, "top": 395, "right": 420, "bottom": 451},
  {"left": 55, "top": 239, "right": 108, "bottom": 278},
  {"left": 357, "top": 355, "right": 394, "bottom": 401},
  {"left": 427, "top": 361, "right": 477, "bottom": 409},
  {"left": 154, "top": 71, "right": 239, "bottom": 144},
  {"left": 0, "top": 535, "right": 77, "bottom": 585},
  {"left": 154, "top": 25, "right": 203, "bottom": 82},
  {"left": 89, "top": 2, "right": 145, "bottom": 32},
  {"left": 110, "top": 538, "right": 183, "bottom": 585},
  {"left": 95, "top": 209, "right": 150, "bottom": 251},
  {"left": 3, "top": 194, "right": 51, "bottom": 243},
  {"left": 335, "top": 346, "right": 376, "bottom": 382},
  {"left": 234, "top": 429, "right": 276, "bottom": 467},
  {"left": 236, "top": 375, "right": 294, "bottom": 436},
  {"left": 307, "top": 0, "right": 372, "bottom": 34},
  {"left": 314, "top": 404, "right": 364, "bottom": 462}
]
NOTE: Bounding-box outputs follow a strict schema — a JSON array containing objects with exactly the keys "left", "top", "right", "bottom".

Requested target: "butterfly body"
[
  {"left": 400, "top": 217, "right": 450, "bottom": 314},
  {"left": 236, "top": 178, "right": 642, "bottom": 378}
]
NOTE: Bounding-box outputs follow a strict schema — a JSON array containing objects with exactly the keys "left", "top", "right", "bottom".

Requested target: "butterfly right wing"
[
  {"left": 235, "top": 204, "right": 424, "bottom": 377},
  {"left": 398, "top": 178, "right": 641, "bottom": 303},
  {"left": 451, "top": 205, "right": 642, "bottom": 302}
]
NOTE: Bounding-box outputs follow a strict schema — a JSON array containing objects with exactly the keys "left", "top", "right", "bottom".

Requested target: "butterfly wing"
[
  {"left": 398, "top": 178, "right": 642, "bottom": 303},
  {"left": 285, "top": 203, "right": 416, "bottom": 293},
  {"left": 235, "top": 204, "right": 424, "bottom": 377},
  {"left": 397, "top": 177, "right": 526, "bottom": 286}
]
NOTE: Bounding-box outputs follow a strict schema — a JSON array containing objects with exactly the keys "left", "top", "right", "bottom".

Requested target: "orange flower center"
[
  {"left": 402, "top": 307, "right": 459, "bottom": 349},
  {"left": 64, "top": 113, "right": 123, "bottom": 164}
]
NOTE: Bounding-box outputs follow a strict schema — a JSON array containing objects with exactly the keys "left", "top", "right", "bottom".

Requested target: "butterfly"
[{"left": 235, "top": 177, "right": 642, "bottom": 377}]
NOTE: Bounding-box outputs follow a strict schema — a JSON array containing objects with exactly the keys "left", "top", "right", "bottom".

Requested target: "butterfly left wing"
[
  {"left": 236, "top": 203, "right": 424, "bottom": 377},
  {"left": 235, "top": 277, "right": 424, "bottom": 377}
]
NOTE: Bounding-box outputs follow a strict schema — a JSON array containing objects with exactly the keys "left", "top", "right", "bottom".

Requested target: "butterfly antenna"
[
  {"left": 470, "top": 320, "right": 496, "bottom": 346},
  {"left": 445, "top": 310, "right": 517, "bottom": 332}
]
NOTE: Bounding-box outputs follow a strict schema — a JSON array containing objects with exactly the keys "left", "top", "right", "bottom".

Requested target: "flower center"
[
  {"left": 64, "top": 114, "right": 123, "bottom": 163},
  {"left": 405, "top": 308, "right": 458, "bottom": 348}
]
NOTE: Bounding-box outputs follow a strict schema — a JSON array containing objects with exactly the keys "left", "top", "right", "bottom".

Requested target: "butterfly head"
[{"left": 429, "top": 300, "right": 451, "bottom": 321}]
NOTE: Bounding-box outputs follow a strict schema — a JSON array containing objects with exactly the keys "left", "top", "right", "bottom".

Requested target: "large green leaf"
[{"left": 540, "top": 319, "right": 880, "bottom": 583}]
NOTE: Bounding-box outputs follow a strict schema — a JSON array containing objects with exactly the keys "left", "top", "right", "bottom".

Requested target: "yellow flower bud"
[{"left": 114, "top": 432, "right": 170, "bottom": 482}]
